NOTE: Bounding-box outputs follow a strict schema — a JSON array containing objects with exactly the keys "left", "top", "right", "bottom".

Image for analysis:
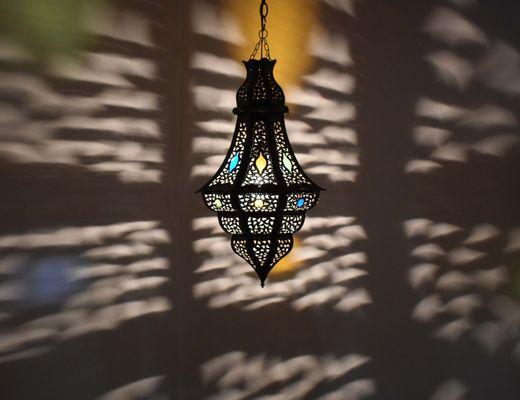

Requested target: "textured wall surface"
[
  {"left": 0, "top": 1, "right": 173, "bottom": 399},
  {"left": 0, "top": 0, "right": 519, "bottom": 399}
]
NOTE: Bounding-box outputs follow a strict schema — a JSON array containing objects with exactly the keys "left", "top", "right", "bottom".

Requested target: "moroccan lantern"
[{"left": 198, "top": 0, "right": 323, "bottom": 286}]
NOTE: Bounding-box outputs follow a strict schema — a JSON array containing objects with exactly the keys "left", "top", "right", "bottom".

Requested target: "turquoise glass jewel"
[
  {"left": 296, "top": 198, "right": 305, "bottom": 208},
  {"left": 228, "top": 154, "right": 240, "bottom": 172}
]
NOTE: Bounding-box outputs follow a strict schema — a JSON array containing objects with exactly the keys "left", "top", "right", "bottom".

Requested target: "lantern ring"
[
  {"left": 258, "top": 29, "right": 268, "bottom": 39},
  {"left": 260, "top": 2, "right": 268, "bottom": 18}
]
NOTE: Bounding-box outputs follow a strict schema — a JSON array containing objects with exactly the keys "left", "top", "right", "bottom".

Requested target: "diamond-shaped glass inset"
[
  {"left": 228, "top": 153, "right": 240, "bottom": 172},
  {"left": 255, "top": 152, "right": 267, "bottom": 174},
  {"left": 282, "top": 153, "right": 292, "bottom": 172}
]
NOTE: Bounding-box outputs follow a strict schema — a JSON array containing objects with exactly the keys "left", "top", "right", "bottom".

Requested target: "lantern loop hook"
[{"left": 250, "top": 0, "right": 271, "bottom": 60}]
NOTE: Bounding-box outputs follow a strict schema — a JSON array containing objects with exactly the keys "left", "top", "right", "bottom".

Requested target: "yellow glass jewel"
[
  {"left": 254, "top": 199, "right": 264, "bottom": 209},
  {"left": 255, "top": 152, "right": 267, "bottom": 174}
]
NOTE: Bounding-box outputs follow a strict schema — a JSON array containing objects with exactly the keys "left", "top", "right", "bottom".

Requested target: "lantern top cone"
[{"left": 235, "top": 58, "right": 285, "bottom": 114}]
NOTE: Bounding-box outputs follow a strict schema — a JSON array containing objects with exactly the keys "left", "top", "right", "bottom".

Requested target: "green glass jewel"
[{"left": 282, "top": 153, "right": 292, "bottom": 172}]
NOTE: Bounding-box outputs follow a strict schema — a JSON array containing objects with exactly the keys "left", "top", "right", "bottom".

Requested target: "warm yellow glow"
[
  {"left": 270, "top": 236, "right": 303, "bottom": 279},
  {"left": 255, "top": 152, "right": 267, "bottom": 174},
  {"left": 225, "top": 0, "right": 319, "bottom": 89},
  {"left": 254, "top": 199, "right": 264, "bottom": 209}
]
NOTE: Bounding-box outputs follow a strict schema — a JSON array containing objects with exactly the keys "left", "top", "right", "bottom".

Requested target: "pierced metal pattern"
[
  {"left": 209, "top": 122, "right": 248, "bottom": 186},
  {"left": 280, "top": 215, "right": 305, "bottom": 234},
  {"left": 253, "top": 239, "right": 271, "bottom": 265},
  {"left": 203, "top": 193, "right": 234, "bottom": 212},
  {"left": 243, "top": 121, "right": 277, "bottom": 185},
  {"left": 219, "top": 215, "right": 243, "bottom": 235},
  {"left": 239, "top": 193, "right": 279, "bottom": 212},
  {"left": 236, "top": 60, "right": 284, "bottom": 111},
  {"left": 232, "top": 239, "right": 255, "bottom": 266},
  {"left": 248, "top": 216, "right": 275, "bottom": 234},
  {"left": 198, "top": 58, "right": 322, "bottom": 286},
  {"left": 273, "top": 120, "right": 311, "bottom": 186},
  {"left": 271, "top": 237, "right": 293, "bottom": 266},
  {"left": 285, "top": 192, "right": 319, "bottom": 211}
]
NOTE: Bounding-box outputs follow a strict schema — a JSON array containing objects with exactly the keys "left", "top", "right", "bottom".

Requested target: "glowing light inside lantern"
[{"left": 254, "top": 198, "right": 265, "bottom": 209}]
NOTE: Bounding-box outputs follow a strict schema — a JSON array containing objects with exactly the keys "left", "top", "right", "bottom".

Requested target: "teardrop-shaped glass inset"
[
  {"left": 214, "top": 198, "right": 223, "bottom": 209},
  {"left": 296, "top": 198, "right": 305, "bottom": 208},
  {"left": 255, "top": 152, "right": 267, "bottom": 174},
  {"left": 282, "top": 153, "right": 293, "bottom": 173},
  {"left": 228, "top": 153, "right": 240, "bottom": 172}
]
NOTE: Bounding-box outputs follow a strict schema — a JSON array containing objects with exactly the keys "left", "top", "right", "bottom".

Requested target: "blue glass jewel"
[
  {"left": 228, "top": 153, "right": 240, "bottom": 172},
  {"left": 296, "top": 198, "right": 305, "bottom": 208}
]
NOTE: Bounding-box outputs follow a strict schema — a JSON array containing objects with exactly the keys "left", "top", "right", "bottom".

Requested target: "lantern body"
[{"left": 198, "top": 58, "right": 322, "bottom": 286}]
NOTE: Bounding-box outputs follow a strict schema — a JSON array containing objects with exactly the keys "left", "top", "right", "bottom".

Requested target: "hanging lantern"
[{"left": 197, "top": 0, "right": 323, "bottom": 286}]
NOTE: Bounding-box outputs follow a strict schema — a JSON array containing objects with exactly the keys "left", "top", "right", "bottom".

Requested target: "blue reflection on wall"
[{"left": 27, "top": 256, "right": 81, "bottom": 305}]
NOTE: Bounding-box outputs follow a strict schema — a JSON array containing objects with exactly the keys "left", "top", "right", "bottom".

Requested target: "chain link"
[
  {"left": 249, "top": 0, "right": 271, "bottom": 60},
  {"left": 263, "top": 38, "right": 271, "bottom": 59},
  {"left": 249, "top": 41, "right": 261, "bottom": 59}
]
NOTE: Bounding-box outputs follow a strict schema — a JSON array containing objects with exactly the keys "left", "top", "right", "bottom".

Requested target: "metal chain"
[{"left": 249, "top": 0, "right": 271, "bottom": 60}]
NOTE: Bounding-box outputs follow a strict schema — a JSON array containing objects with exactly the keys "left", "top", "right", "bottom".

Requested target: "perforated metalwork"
[
  {"left": 203, "top": 193, "right": 234, "bottom": 212},
  {"left": 280, "top": 215, "right": 305, "bottom": 234},
  {"left": 285, "top": 192, "right": 319, "bottom": 211},
  {"left": 219, "top": 215, "right": 242, "bottom": 235},
  {"left": 236, "top": 60, "right": 284, "bottom": 111},
  {"left": 253, "top": 239, "right": 271, "bottom": 265},
  {"left": 271, "top": 237, "right": 293, "bottom": 266},
  {"left": 209, "top": 122, "right": 248, "bottom": 186},
  {"left": 198, "top": 58, "right": 322, "bottom": 286},
  {"left": 243, "top": 121, "right": 277, "bottom": 185},
  {"left": 273, "top": 120, "right": 311, "bottom": 186},
  {"left": 248, "top": 216, "right": 275, "bottom": 234},
  {"left": 232, "top": 239, "right": 255, "bottom": 266},
  {"left": 239, "top": 193, "right": 279, "bottom": 212}
]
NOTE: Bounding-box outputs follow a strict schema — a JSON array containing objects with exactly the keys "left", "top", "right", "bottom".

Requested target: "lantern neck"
[{"left": 235, "top": 58, "right": 285, "bottom": 113}]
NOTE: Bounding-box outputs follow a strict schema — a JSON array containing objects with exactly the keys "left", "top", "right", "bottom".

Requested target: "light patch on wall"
[
  {"left": 269, "top": 236, "right": 303, "bottom": 280},
  {"left": 225, "top": 0, "right": 319, "bottom": 90}
]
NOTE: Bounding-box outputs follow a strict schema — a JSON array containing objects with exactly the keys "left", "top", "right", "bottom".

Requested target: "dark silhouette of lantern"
[{"left": 197, "top": 2, "right": 322, "bottom": 287}]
